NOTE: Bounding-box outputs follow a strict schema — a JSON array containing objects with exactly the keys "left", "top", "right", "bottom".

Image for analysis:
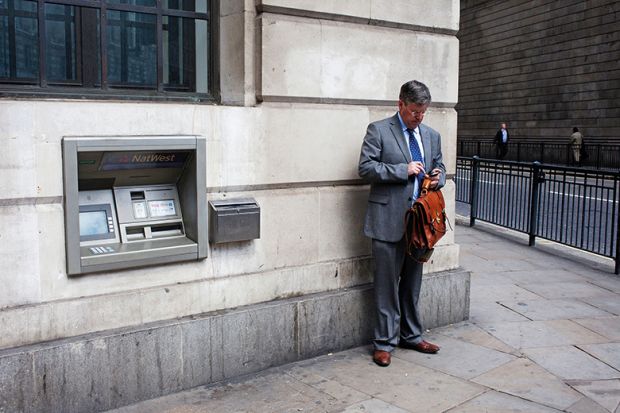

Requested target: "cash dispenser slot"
[
  {"left": 151, "top": 222, "right": 184, "bottom": 238},
  {"left": 125, "top": 226, "right": 147, "bottom": 241},
  {"left": 121, "top": 221, "right": 184, "bottom": 242},
  {"left": 63, "top": 136, "right": 207, "bottom": 275}
]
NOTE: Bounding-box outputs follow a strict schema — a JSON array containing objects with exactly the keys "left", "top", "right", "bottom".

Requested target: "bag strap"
[{"left": 420, "top": 176, "right": 432, "bottom": 197}]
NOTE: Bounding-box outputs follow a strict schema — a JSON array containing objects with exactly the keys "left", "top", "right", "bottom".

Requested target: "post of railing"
[
  {"left": 596, "top": 144, "right": 601, "bottom": 169},
  {"left": 470, "top": 156, "right": 480, "bottom": 227},
  {"left": 476, "top": 141, "right": 481, "bottom": 156},
  {"left": 539, "top": 143, "right": 545, "bottom": 163},
  {"left": 528, "top": 161, "right": 542, "bottom": 246},
  {"left": 517, "top": 142, "right": 521, "bottom": 162},
  {"left": 615, "top": 175, "right": 620, "bottom": 275}
]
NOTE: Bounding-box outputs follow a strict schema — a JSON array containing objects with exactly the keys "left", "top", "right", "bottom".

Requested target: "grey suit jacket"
[{"left": 358, "top": 113, "right": 446, "bottom": 242}]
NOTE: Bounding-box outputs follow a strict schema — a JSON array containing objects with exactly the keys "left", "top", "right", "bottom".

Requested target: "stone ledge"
[
  {"left": 256, "top": 0, "right": 459, "bottom": 34},
  {"left": 0, "top": 268, "right": 470, "bottom": 413}
]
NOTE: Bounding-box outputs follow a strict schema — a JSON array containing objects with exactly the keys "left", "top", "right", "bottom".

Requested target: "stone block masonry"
[
  {"left": 457, "top": 0, "right": 620, "bottom": 143},
  {"left": 0, "top": 269, "right": 469, "bottom": 413}
]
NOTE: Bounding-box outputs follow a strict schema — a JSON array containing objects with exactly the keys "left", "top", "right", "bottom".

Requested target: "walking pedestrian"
[
  {"left": 569, "top": 127, "right": 583, "bottom": 166},
  {"left": 494, "top": 122, "right": 509, "bottom": 159}
]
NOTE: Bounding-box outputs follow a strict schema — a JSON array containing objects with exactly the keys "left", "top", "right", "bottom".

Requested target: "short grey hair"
[{"left": 399, "top": 80, "right": 432, "bottom": 106}]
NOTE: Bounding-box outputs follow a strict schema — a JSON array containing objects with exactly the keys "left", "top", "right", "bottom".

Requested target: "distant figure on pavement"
[
  {"left": 569, "top": 127, "right": 583, "bottom": 166},
  {"left": 494, "top": 122, "right": 509, "bottom": 159}
]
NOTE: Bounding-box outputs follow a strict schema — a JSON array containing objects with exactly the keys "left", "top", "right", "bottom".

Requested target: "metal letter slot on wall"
[{"left": 209, "top": 198, "right": 260, "bottom": 243}]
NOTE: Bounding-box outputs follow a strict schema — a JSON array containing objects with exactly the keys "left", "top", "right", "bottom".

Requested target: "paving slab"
[
  {"left": 566, "top": 396, "right": 611, "bottom": 413},
  {"left": 570, "top": 379, "right": 620, "bottom": 412},
  {"left": 524, "top": 346, "right": 620, "bottom": 380},
  {"left": 453, "top": 224, "right": 485, "bottom": 241},
  {"left": 471, "top": 357, "right": 583, "bottom": 410},
  {"left": 574, "top": 317, "right": 620, "bottom": 341},
  {"left": 464, "top": 242, "right": 537, "bottom": 262},
  {"left": 445, "top": 390, "right": 564, "bottom": 412},
  {"left": 561, "top": 261, "right": 614, "bottom": 279},
  {"left": 491, "top": 256, "right": 549, "bottom": 272},
  {"left": 505, "top": 269, "right": 590, "bottom": 284},
  {"left": 470, "top": 284, "right": 543, "bottom": 303},
  {"left": 110, "top": 368, "right": 350, "bottom": 413},
  {"left": 458, "top": 253, "right": 509, "bottom": 274},
  {"left": 469, "top": 271, "right": 515, "bottom": 286},
  {"left": 341, "top": 398, "right": 409, "bottom": 413},
  {"left": 579, "top": 295, "right": 620, "bottom": 316},
  {"left": 479, "top": 319, "right": 609, "bottom": 349},
  {"left": 286, "top": 348, "right": 486, "bottom": 413},
  {"left": 434, "top": 322, "right": 518, "bottom": 354},
  {"left": 519, "top": 281, "right": 613, "bottom": 299},
  {"left": 393, "top": 334, "right": 515, "bottom": 380},
  {"left": 499, "top": 298, "right": 613, "bottom": 321},
  {"left": 282, "top": 367, "right": 369, "bottom": 406},
  {"left": 369, "top": 371, "right": 485, "bottom": 413},
  {"left": 469, "top": 301, "right": 530, "bottom": 323},
  {"left": 581, "top": 275, "right": 620, "bottom": 293},
  {"left": 578, "top": 343, "right": 620, "bottom": 371},
  {"left": 281, "top": 347, "right": 374, "bottom": 383}
]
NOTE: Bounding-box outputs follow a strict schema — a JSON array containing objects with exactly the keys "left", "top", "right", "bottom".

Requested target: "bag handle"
[{"left": 420, "top": 176, "right": 433, "bottom": 197}]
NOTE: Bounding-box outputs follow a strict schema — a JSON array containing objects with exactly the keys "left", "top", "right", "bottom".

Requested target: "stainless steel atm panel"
[
  {"left": 62, "top": 136, "right": 207, "bottom": 275},
  {"left": 114, "top": 185, "right": 185, "bottom": 243}
]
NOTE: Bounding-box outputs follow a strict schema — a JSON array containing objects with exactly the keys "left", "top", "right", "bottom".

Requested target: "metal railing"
[
  {"left": 457, "top": 140, "right": 620, "bottom": 170},
  {"left": 456, "top": 156, "right": 620, "bottom": 274}
]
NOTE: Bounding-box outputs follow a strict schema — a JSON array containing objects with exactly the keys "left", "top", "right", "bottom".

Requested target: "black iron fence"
[
  {"left": 458, "top": 140, "right": 620, "bottom": 170},
  {"left": 456, "top": 156, "right": 620, "bottom": 274}
]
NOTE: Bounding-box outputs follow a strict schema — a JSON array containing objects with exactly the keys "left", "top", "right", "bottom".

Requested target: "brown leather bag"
[{"left": 405, "top": 176, "right": 450, "bottom": 263}]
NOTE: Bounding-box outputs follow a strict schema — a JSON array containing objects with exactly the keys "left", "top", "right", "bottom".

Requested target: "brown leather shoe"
[
  {"left": 400, "top": 340, "right": 440, "bottom": 354},
  {"left": 373, "top": 350, "right": 391, "bottom": 367}
]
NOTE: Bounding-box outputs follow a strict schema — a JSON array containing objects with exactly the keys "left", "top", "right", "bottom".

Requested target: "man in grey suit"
[{"left": 358, "top": 80, "right": 446, "bottom": 367}]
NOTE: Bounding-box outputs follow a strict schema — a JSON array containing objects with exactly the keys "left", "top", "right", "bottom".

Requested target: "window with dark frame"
[{"left": 0, "top": 0, "right": 213, "bottom": 99}]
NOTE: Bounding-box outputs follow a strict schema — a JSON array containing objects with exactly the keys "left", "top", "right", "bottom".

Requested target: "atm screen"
[{"left": 80, "top": 211, "right": 109, "bottom": 236}]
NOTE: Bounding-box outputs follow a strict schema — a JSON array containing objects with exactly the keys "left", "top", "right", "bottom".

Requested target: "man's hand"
[
  {"left": 428, "top": 168, "right": 442, "bottom": 188},
  {"left": 407, "top": 161, "right": 425, "bottom": 176}
]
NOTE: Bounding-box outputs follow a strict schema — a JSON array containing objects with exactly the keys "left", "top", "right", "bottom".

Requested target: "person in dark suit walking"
[
  {"left": 494, "top": 122, "right": 509, "bottom": 159},
  {"left": 358, "top": 80, "right": 446, "bottom": 367}
]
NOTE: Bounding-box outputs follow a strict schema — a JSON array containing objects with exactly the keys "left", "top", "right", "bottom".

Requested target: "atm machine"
[{"left": 62, "top": 136, "right": 207, "bottom": 275}]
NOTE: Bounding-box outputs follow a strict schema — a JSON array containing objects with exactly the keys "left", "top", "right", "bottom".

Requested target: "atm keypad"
[{"left": 89, "top": 246, "right": 115, "bottom": 255}]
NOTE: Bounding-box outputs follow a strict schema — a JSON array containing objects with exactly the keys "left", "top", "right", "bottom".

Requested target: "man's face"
[
  {"left": 398, "top": 100, "right": 428, "bottom": 130},
  {"left": 501, "top": 123, "right": 507, "bottom": 130}
]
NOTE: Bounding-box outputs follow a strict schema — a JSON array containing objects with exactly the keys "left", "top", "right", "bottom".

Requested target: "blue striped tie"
[{"left": 407, "top": 128, "right": 424, "bottom": 199}]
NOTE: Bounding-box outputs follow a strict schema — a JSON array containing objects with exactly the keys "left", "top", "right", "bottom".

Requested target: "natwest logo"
[
  {"left": 131, "top": 153, "right": 176, "bottom": 163},
  {"left": 100, "top": 151, "right": 189, "bottom": 171}
]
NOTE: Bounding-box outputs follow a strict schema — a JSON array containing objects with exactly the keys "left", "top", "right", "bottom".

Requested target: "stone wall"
[
  {"left": 0, "top": 272, "right": 469, "bottom": 413},
  {"left": 457, "top": 0, "right": 620, "bottom": 143}
]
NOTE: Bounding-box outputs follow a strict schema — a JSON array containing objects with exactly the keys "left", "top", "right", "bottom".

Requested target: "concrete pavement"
[{"left": 107, "top": 220, "right": 620, "bottom": 413}]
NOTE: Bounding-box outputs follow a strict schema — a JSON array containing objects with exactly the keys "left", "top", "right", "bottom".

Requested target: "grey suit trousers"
[{"left": 372, "top": 237, "right": 423, "bottom": 352}]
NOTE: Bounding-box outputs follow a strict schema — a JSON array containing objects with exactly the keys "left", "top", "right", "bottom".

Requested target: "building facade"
[
  {"left": 458, "top": 0, "right": 620, "bottom": 143},
  {"left": 0, "top": 1, "right": 466, "bottom": 411}
]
